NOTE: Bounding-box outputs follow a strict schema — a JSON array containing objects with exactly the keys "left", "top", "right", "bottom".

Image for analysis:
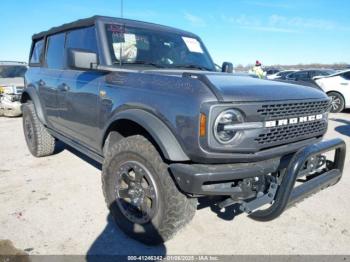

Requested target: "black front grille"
[
  {"left": 257, "top": 100, "right": 330, "bottom": 119},
  {"left": 255, "top": 120, "right": 327, "bottom": 145}
]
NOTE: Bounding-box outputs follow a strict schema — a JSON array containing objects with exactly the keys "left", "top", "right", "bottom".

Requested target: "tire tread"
[
  {"left": 102, "top": 135, "right": 196, "bottom": 244},
  {"left": 22, "top": 102, "right": 55, "bottom": 157}
]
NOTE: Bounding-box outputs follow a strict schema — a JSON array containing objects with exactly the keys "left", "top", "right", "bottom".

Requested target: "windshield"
[
  {"left": 104, "top": 24, "right": 215, "bottom": 71},
  {"left": 0, "top": 66, "right": 27, "bottom": 78}
]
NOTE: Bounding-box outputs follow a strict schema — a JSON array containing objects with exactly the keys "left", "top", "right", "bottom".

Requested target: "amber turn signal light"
[{"left": 200, "top": 113, "right": 207, "bottom": 137}]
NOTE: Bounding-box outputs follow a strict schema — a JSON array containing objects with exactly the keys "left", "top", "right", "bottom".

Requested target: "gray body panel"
[{"left": 23, "top": 16, "right": 329, "bottom": 164}]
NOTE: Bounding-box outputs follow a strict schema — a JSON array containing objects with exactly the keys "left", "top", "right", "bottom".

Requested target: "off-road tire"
[
  {"left": 328, "top": 91, "right": 345, "bottom": 113},
  {"left": 102, "top": 135, "right": 197, "bottom": 245},
  {"left": 22, "top": 101, "right": 56, "bottom": 157}
]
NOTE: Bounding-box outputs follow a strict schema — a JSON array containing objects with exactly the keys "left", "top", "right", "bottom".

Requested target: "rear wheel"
[
  {"left": 102, "top": 135, "right": 197, "bottom": 245},
  {"left": 22, "top": 101, "right": 56, "bottom": 157},
  {"left": 328, "top": 92, "right": 345, "bottom": 113}
]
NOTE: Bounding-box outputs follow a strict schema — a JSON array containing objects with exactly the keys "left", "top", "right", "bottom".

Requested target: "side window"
[
  {"left": 66, "top": 26, "right": 98, "bottom": 53},
  {"left": 308, "top": 71, "right": 317, "bottom": 78},
  {"left": 30, "top": 39, "right": 44, "bottom": 65},
  {"left": 46, "top": 33, "right": 65, "bottom": 69},
  {"left": 318, "top": 71, "right": 330, "bottom": 76},
  {"left": 295, "top": 71, "right": 308, "bottom": 80},
  {"left": 342, "top": 72, "right": 350, "bottom": 80}
]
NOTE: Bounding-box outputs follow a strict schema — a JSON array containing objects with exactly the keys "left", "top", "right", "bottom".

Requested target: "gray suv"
[{"left": 22, "top": 16, "right": 346, "bottom": 245}]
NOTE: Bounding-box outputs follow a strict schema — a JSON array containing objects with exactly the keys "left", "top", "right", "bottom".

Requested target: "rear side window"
[
  {"left": 46, "top": 33, "right": 65, "bottom": 69},
  {"left": 342, "top": 72, "right": 350, "bottom": 80},
  {"left": 30, "top": 39, "right": 44, "bottom": 65},
  {"left": 319, "top": 71, "right": 331, "bottom": 76},
  {"left": 66, "top": 26, "right": 98, "bottom": 53}
]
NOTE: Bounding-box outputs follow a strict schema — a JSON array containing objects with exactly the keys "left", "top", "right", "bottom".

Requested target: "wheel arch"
[
  {"left": 21, "top": 87, "right": 47, "bottom": 125},
  {"left": 326, "top": 90, "right": 347, "bottom": 103},
  {"left": 102, "top": 109, "right": 190, "bottom": 162}
]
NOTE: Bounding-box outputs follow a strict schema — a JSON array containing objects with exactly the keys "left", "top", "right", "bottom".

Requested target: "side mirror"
[
  {"left": 222, "top": 62, "right": 233, "bottom": 73},
  {"left": 68, "top": 48, "right": 98, "bottom": 70}
]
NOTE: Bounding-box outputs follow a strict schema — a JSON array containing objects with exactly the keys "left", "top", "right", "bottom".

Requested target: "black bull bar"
[{"left": 249, "top": 138, "right": 346, "bottom": 221}]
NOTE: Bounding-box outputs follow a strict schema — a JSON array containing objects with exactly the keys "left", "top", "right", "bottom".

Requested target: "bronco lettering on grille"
[{"left": 265, "top": 114, "right": 323, "bottom": 128}]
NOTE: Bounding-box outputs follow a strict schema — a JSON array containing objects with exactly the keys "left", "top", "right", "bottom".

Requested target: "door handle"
[
  {"left": 340, "top": 83, "right": 348, "bottom": 86},
  {"left": 58, "top": 83, "right": 70, "bottom": 92}
]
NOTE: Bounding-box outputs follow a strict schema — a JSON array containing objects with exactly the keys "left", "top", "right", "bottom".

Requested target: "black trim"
[
  {"left": 169, "top": 158, "right": 280, "bottom": 195},
  {"left": 21, "top": 87, "right": 47, "bottom": 125},
  {"left": 32, "top": 15, "right": 197, "bottom": 41},
  {"left": 249, "top": 138, "right": 346, "bottom": 221},
  {"left": 103, "top": 109, "right": 190, "bottom": 161}
]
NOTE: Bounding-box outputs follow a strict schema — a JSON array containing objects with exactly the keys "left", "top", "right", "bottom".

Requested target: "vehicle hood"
[
  {"left": 146, "top": 70, "right": 328, "bottom": 102},
  {"left": 0, "top": 77, "right": 25, "bottom": 87},
  {"left": 204, "top": 74, "right": 328, "bottom": 102}
]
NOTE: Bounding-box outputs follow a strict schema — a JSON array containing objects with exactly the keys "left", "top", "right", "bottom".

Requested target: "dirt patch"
[{"left": 0, "top": 240, "right": 29, "bottom": 261}]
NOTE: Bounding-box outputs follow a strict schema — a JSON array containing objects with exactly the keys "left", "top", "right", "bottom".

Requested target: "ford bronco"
[{"left": 22, "top": 16, "right": 346, "bottom": 245}]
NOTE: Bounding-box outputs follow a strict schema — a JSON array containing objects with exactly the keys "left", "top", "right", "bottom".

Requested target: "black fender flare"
[
  {"left": 103, "top": 109, "right": 190, "bottom": 161},
  {"left": 21, "top": 86, "right": 47, "bottom": 125}
]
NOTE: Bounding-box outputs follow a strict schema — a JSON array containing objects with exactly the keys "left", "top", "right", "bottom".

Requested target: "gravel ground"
[{"left": 0, "top": 112, "right": 350, "bottom": 256}]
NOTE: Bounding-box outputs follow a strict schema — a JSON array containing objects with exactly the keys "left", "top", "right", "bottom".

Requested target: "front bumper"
[
  {"left": 170, "top": 138, "right": 346, "bottom": 220},
  {"left": 170, "top": 158, "right": 280, "bottom": 195}
]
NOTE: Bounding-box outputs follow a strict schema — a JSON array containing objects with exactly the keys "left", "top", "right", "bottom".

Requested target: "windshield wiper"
[
  {"left": 114, "top": 60, "right": 164, "bottom": 68},
  {"left": 173, "top": 64, "right": 212, "bottom": 71}
]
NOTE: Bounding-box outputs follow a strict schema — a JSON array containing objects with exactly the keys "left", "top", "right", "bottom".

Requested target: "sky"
[{"left": 0, "top": 0, "right": 349, "bottom": 66}]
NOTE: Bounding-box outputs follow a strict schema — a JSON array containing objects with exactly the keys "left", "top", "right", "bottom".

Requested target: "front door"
[{"left": 56, "top": 70, "right": 102, "bottom": 151}]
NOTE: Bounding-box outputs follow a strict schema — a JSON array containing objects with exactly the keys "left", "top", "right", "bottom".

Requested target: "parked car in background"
[
  {"left": 0, "top": 61, "right": 27, "bottom": 117},
  {"left": 267, "top": 70, "right": 297, "bottom": 80},
  {"left": 264, "top": 68, "right": 280, "bottom": 76},
  {"left": 314, "top": 70, "right": 350, "bottom": 113},
  {"left": 276, "top": 69, "right": 336, "bottom": 89}
]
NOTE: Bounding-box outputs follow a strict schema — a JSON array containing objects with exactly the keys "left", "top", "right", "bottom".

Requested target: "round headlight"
[{"left": 214, "top": 109, "right": 244, "bottom": 144}]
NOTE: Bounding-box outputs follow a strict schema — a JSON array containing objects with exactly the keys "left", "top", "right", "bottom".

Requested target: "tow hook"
[{"left": 239, "top": 182, "right": 278, "bottom": 214}]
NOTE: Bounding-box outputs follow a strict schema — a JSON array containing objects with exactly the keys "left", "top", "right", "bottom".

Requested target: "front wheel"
[
  {"left": 328, "top": 92, "right": 345, "bottom": 113},
  {"left": 102, "top": 135, "right": 197, "bottom": 245}
]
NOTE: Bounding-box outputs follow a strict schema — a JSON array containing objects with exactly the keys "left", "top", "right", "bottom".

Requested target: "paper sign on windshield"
[{"left": 182, "top": 37, "right": 203, "bottom": 53}]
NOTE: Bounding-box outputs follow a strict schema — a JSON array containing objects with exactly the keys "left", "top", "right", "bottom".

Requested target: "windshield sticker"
[
  {"left": 182, "top": 37, "right": 203, "bottom": 53},
  {"left": 107, "top": 24, "right": 125, "bottom": 33},
  {"left": 113, "top": 34, "right": 137, "bottom": 63}
]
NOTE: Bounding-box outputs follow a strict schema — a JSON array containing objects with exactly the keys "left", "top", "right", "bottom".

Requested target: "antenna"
[{"left": 119, "top": 0, "right": 124, "bottom": 67}]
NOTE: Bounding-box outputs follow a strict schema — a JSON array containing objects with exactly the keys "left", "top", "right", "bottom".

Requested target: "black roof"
[{"left": 32, "top": 15, "right": 197, "bottom": 40}]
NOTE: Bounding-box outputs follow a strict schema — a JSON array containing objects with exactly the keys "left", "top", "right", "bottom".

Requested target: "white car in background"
[
  {"left": 0, "top": 61, "right": 27, "bottom": 117},
  {"left": 314, "top": 70, "right": 350, "bottom": 113},
  {"left": 267, "top": 70, "right": 297, "bottom": 80}
]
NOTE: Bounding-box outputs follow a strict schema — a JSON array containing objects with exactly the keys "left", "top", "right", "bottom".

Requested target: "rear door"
[
  {"left": 39, "top": 33, "right": 66, "bottom": 129},
  {"left": 56, "top": 26, "right": 103, "bottom": 151}
]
